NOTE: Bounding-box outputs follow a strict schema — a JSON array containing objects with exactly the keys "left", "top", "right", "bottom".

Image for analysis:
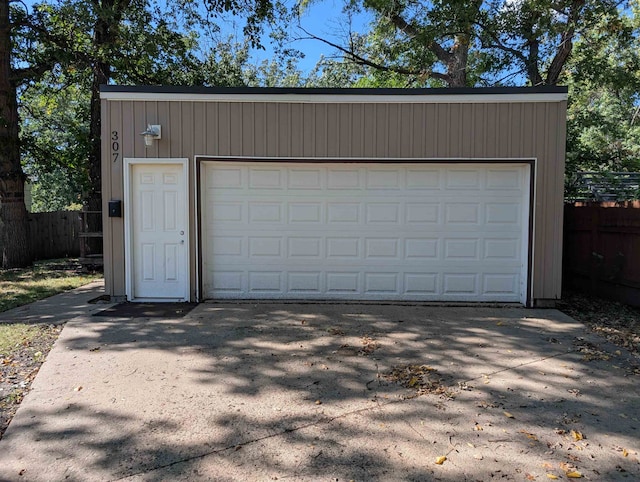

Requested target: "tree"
[
  {"left": 563, "top": 1, "right": 640, "bottom": 195},
  {"left": 0, "top": 0, "right": 27, "bottom": 267},
  {"left": 478, "top": 0, "right": 624, "bottom": 86},
  {"left": 298, "top": 0, "right": 485, "bottom": 87},
  {"left": 47, "top": 0, "right": 282, "bottom": 238},
  {"left": 296, "top": 1, "right": 629, "bottom": 88},
  {"left": 20, "top": 75, "right": 90, "bottom": 212},
  {"left": 0, "top": 0, "right": 67, "bottom": 267}
]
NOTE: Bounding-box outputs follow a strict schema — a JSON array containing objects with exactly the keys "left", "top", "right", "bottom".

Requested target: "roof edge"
[
  {"left": 100, "top": 85, "right": 567, "bottom": 96},
  {"left": 100, "top": 85, "right": 568, "bottom": 103}
]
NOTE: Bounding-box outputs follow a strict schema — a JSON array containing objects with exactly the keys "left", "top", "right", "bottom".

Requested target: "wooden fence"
[
  {"left": 28, "top": 211, "right": 82, "bottom": 260},
  {"left": 563, "top": 202, "right": 640, "bottom": 307}
]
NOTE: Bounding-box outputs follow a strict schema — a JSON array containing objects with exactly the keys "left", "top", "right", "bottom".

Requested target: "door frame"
[
  {"left": 124, "top": 158, "right": 190, "bottom": 302},
  {"left": 195, "top": 157, "right": 534, "bottom": 306}
]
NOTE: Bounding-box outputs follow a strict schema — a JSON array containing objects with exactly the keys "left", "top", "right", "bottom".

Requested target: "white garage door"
[{"left": 201, "top": 162, "right": 530, "bottom": 303}]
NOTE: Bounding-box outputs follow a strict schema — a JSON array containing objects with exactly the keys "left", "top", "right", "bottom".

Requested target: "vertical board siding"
[
  {"left": 103, "top": 97, "right": 567, "bottom": 302},
  {"left": 100, "top": 99, "right": 113, "bottom": 294}
]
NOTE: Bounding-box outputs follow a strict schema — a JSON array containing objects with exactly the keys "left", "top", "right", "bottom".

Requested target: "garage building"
[{"left": 100, "top": 86, "right": 567, "bottom": 307}]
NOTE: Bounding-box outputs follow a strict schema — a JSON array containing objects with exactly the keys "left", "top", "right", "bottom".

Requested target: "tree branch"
[
  {"left": 546, "top": 0, "right": 585, "bottom": 85},
  {"left": 10, "top": 61, "right": 54, "bottom": 84},
  {"left": 297, "top": 27, "right": 449, "bottom": 83},
  {"left": 387, "top": 12, "right": 451, "bottom": 63}
]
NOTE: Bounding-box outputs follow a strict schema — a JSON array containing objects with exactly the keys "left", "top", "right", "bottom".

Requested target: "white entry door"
[{"left": 127, "top": 160, "right": 188, "bottom": 301}]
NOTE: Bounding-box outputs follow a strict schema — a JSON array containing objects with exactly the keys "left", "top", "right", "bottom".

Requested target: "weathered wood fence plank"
[{"left": 28, "top": 211, "right": 82, "bottom": 260}]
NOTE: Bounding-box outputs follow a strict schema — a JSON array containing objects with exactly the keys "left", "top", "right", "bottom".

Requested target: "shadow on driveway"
[{"left": 0, "top": 304, "right": 638, "bottom": 481}]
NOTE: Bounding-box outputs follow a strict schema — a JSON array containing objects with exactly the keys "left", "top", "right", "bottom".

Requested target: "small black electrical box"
[{"left": 108, "top": 200, "right": 122, "bottom": 217}]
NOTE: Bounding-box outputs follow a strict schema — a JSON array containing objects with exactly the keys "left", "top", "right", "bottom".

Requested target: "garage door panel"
[
  {"left": 445, "top": 203, "right": 480, "bottom": 224},
  {"left": 404, "top": 273, "right": 439, "bottom": 294},
  {"left": 406, "top": 169, "right": 440, "bottom": 189},
  {"left": 406, "top": 203, "right": 440, "bottom": 223},
  {"left": 446, "top": 170, "right": 482, "bottom": 189},
  {"left": 486, "top": 169, "right": 522, "bottom": 189},
  {"left": 202, "top": 162, "right": 529, "bottom": 302},
  {"left": 327, "top": 169, "right": 361, "bottom": 189},
  {"left": 327, "top": 202, "right": 361, "bottom": 223},
  {"left": 288, "top": 272, "right": 322, "bottom": 293},
  {"left": 443, "top": 273, "right": 478, "bottom": 295},
  {"left": 483, "top": 274, "right": 519, "bottom": 295},
  {"left": 444, "top": 239, "right": 479, "bottom": 259},
  {"left": 366, "top": 169, "right": 402, "bottom": 189},
  {"left": 288, "top": 168, "right": 323, "bottom": 189}
]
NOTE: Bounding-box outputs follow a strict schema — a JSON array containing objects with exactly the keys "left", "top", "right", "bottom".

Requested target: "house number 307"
[{"left": 111, "top": 131, "right": 120, "bottom": 163}]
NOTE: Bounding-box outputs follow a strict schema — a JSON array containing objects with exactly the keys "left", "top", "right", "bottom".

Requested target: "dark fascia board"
[{"left": 100, "top": 84, "right": 568, "bottom": 96}]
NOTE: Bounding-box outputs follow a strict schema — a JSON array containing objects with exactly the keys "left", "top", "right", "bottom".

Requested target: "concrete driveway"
[{"left": 1, "top": 301, "right": 639, "bottom": 481}]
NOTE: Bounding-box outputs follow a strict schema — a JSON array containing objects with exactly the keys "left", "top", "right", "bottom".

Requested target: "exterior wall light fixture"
[{"left": 140, "top": 124, "right": 161, "bottom": 147}]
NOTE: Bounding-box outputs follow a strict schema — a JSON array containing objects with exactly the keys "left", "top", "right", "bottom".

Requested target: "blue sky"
[
  {"left": 18, "top": 0, "right": 370, "bottom": 75},
  {"left": 214, "top": 0, "right": 373, "bottom": 73}
]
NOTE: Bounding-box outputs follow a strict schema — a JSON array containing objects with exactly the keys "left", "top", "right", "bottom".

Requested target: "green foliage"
[
  {"left": 20, "top": 74, "right": 90, "bottom": 212},
  {"left": 563, "top": 2, "right": 640, "bottom": 197}
]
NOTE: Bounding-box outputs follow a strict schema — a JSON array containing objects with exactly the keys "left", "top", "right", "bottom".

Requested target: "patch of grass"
[
  {"left": 0, "top": 324, "right": 43, "bottom": 357},
  {"left": 1, "top": 323, "right": 63, "bottom": 439},
  {"left": 0, "top": 258, "right": 99, "bottom": 313}
]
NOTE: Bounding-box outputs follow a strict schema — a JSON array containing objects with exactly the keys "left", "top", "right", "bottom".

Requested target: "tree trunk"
[
  {"left": 446, "top": 34, "right": 470, "bottom": 87},
  {"left": 85, "top": 0, "right": 118, "bottom": 255},
  {"left": 85, "top": 58, "right": 107, "bottom": 253},
  {"left": 0, "top": 0, "right": 31, "bottom": 268}
]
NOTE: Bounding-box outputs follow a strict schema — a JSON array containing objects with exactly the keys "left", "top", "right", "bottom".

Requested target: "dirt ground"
[
  {"left": 557, "top": 291, "right": 640, "bottom": 360},
  {"left": 0, "top": 324, "right": 63, "bottom": 438}
]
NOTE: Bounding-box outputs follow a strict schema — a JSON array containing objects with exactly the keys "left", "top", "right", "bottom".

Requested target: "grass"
[
  {"left": 0, "top": 324, "right": 43, "bottom": 357},
  {"left": 0, "top": 258, "right": 99, "bottom": 313}
]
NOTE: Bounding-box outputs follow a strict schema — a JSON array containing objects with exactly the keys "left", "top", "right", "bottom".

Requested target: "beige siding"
[{"left": 102, "top": 98, "right": 567, "bottom": 304}]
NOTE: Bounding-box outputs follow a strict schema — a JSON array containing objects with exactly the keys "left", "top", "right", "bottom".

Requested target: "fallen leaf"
[
  {"left": 435, "top": 456, "right": 447, "bottom": 465},
  {"left": 570, "top": 430, "right": 584, "bottom": 441},
  {"left": 546, "top": 475, "right": 559, "bottom": 480},
  {"left": 622, "top": 448, "right": 629, "bottom": 457},
  {"left": 566, "top": 471, "right": 582, "bottom": 478},
  {"left": 526, "top": 474, "right": 536, "bottom": 480},
  {"left": 504, "top": 411, "right": 515, "bottom": 419}
]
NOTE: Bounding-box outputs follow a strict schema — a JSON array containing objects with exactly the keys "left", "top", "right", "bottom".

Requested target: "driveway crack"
[{"left": 112, "top": 397, "right": 404, "bottom": 481}]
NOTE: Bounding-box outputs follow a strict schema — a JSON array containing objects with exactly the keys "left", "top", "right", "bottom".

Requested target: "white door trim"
[
  {"left": 124, "top": 158, "right": 190, "bottom": 302},
  {"left": 198, "top": 159, "right": 533, "bottom": 306}
]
